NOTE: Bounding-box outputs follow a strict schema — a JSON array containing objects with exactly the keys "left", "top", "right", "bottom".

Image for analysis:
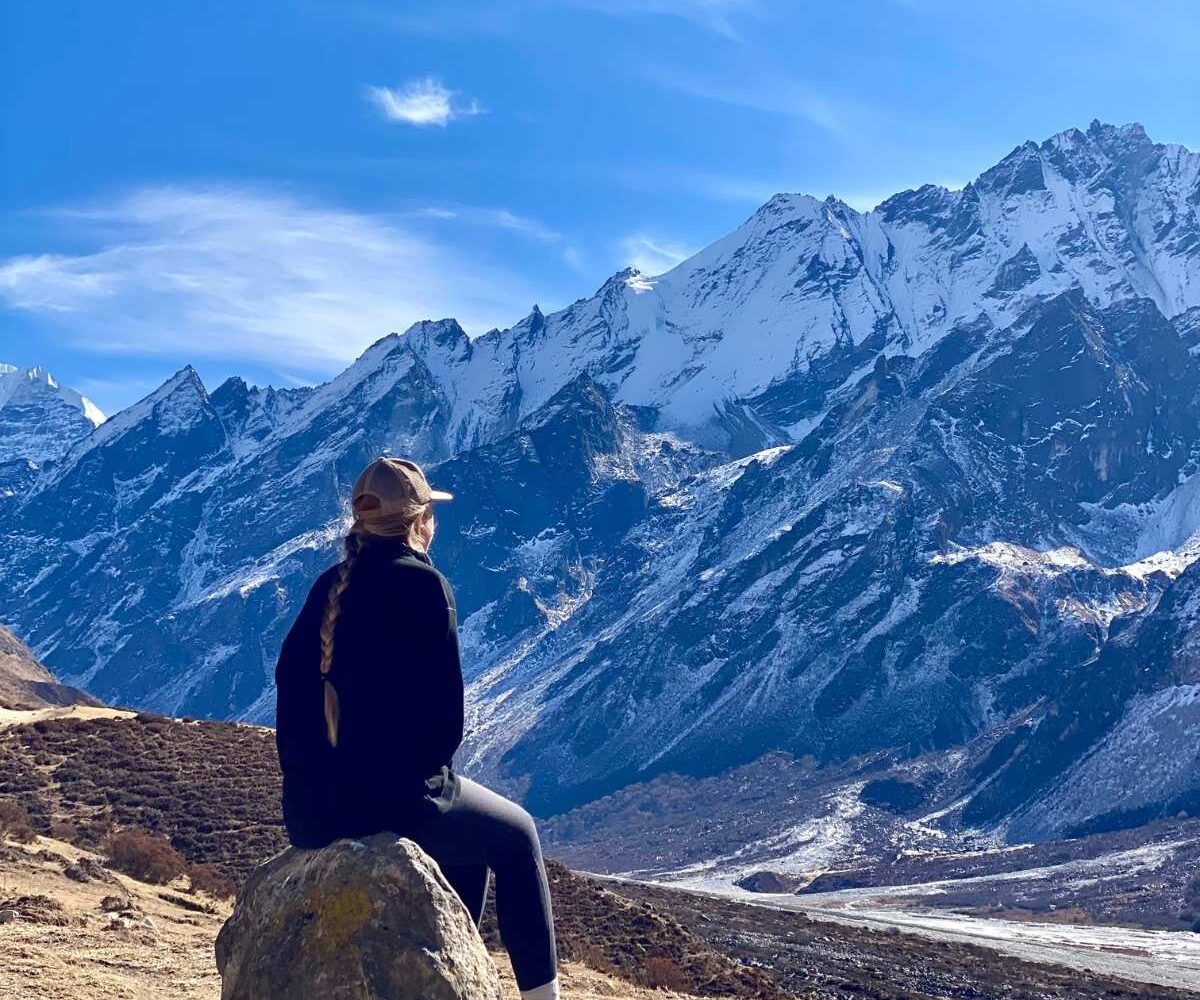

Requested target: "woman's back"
[
  {"left": 273, "top": 456, "right": 559, "bottom": 998},
  {"left": 275, "top": 537, "right": 463, "bottom": 847}
]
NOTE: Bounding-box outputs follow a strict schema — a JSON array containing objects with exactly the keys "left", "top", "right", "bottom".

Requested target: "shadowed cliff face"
[
  {"left": 455, "top": 293, "right": 1200, "bottom": 819},
  {"left": 4, "top": 124, "right": 1200, "bottom": 847}
]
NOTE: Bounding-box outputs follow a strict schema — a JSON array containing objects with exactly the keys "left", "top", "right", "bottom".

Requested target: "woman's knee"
[
  {"left": 495, "top": 802, "right": 542, "bottom": 862},
  {"left": 456, "top": 778, "right": 543, "bottom": 863}
]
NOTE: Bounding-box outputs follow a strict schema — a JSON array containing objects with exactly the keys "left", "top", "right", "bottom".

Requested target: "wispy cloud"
[
  {"left": 408, "top": 203, "right": 588, "bottom": 271},
  {"left": 572, "top": 0, "right": 759, "bottom": 40},
  {"left": 621, "top": 234, "right": 694, "bottom": 274},
  {"left": 646, "top": 64, "right": 850, "bottom": 135},
  {"left": 594, "top": 161, "right": 794, "bottom": 206},
  {"left": 366, "top": 77, "right": 484, "bottom": 127},
  {"left": 0, "top": 186, "right": 542, "bottom": 373},
  {"left": 409, "top": 205, "right": 562, "bottom": 243}
]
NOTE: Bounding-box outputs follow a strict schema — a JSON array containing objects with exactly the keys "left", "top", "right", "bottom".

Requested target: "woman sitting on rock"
[{"left": 275, "top": 457, "right": 559, "bottom": 1000}]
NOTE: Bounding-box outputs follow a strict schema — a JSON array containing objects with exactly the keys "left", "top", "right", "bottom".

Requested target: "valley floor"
[
  {"left": 612, "top": 876, "right": 1200, "bottom": 1000},
  {"left": 649, "top": 834, "right": 1200, "bottom": 992},
  {"left": 794, "top": 903, "right": 1200, "bottom": 994}
]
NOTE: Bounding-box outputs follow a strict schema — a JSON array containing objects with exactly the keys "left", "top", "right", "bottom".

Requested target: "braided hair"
[{"left": 317, "top": 531, "right": 363, "bottom": 747}]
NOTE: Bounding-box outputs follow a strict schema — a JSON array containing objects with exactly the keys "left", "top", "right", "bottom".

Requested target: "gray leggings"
[{"left": 411, "top": 776, "right": 557, "bottom": 990}]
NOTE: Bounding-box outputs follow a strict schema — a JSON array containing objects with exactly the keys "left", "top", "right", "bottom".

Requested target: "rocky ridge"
[{"left": 3, "top": 123, "right": 1200, "bottom": 878}]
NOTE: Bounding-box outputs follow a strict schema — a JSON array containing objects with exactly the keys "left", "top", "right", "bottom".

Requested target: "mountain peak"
[
  {"left": 518, "top": 304, "right": 547, "bottom": 339},
  {"left": 61, "top": 365, "right": 212, "bottom": 458},
  {"left": 0, "top": 362, "right": 105, "bottom": 427},
  {"left": 402, "top": 318, "right": 471, "bottom": 366},
  {"left": 1087, "top": 119, "right": 1150, "bottom": 143},
  {"left": 0, "top": 363, "right": 106, "bottom": 483},
  {"left": 162, "top": 364, "right": 207, "bottom": 397},
  {"left": 751, "top": 192, "right": 826, "bottom": 222},
  {"left": 1042, "top": 120, "right": 1155, "bottom": 160}
]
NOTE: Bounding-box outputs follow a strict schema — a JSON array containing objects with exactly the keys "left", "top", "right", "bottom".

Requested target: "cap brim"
[{"left": 428, "top": 489, "right": 454, "bottom": 502}]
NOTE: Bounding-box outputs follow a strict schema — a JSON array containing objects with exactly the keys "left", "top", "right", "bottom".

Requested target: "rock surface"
[{"left": 215, "top": 834, "right": 501, "bottom": 1000}]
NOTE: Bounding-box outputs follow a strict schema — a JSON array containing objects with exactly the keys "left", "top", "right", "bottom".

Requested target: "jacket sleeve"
[
  {"left": 274, "top": 571, "right": 331, "bottom": 773},
  {"left": 430, "top": 571, "right": 465, "bottom": 763}
]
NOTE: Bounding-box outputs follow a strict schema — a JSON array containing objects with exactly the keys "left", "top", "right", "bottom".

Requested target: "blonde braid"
[{"left": 318, "top": 531, "right": 363, "bottom": 747}]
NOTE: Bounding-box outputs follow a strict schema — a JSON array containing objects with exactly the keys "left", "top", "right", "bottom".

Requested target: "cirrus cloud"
[
  {"left": 571, "top": 0, "right": 759, "bottom": 40},
  {"left": 0, "top": 186, "right": 543, "bottom": 374},
  {"left": 621, "top": 234, "right": 694, "bottom": 275}
]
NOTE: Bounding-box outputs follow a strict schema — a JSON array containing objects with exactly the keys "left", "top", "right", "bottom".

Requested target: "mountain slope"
[
  {"left": 450, "top": 292, "right": 1200, "bottom": 817},
  {"left": 2, "top": 122, "right": 1200, "bottom": 864},
  {"left": 0, "top": 624, "right": 101, "bottom": 711},
  {"left": 0, "top": 363, "right": 104, "bottom": 495}
]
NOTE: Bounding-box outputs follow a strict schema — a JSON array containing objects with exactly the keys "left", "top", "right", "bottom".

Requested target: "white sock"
[{"left": 520, "top": 978, "right": 560, "bottom": 1000}]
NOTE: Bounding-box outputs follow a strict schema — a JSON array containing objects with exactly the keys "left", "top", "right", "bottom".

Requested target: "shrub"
[
  {"left": 641, "top": 956, "right": 691, "bottom": 990},
  {"left": 49, "top": 819, "right": 81, "bottom": 844},
  {"left": 76, "top": 812, "right": 116, "bottom": 848},
  {"left": 105, "top": 828, "right": 187, "bottom": 884},
  {"left": 188, "top": 862, "right": 237, "bottom": 900},
  {"left": 571, "top": 941, "right": 614, "bottom": 973},
  {"left": 0, "top": 800, "right": 37, "bottom": 843}
]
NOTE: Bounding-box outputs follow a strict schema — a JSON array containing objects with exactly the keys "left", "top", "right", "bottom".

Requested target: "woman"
[{"left": 275, "top": 456, "right": 559, "bottom": 1000}]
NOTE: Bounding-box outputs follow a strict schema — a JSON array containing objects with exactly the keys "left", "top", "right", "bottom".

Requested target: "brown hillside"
[
  {"left": 0, "top": 712, "right": 776, "bottom": 996},
  {"left": 0, "top": 834, "right": 714, "bottom": 1000},
  {"left": 0, "top": 711, "right": 1190, "bottom": 1000},
  {"left": 0, "top": 624, "right": 103, "bottom": 711}
]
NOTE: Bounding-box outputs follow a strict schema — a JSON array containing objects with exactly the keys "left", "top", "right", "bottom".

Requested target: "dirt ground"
[
  {"left": 0, "top": 835, "right": 701, "bottom": 1000},
  {"left": 0, "top": 705, "right": 136, "bottom": 730}
]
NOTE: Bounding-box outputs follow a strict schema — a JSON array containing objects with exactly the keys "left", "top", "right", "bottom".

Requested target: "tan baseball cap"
[{"left": 352, "top": 457, "right": 452, "bottom": 517}]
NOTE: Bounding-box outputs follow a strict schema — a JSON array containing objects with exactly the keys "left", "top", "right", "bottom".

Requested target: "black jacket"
[{"left": 275, "top": 538, "right": 463, "bottom": 848}]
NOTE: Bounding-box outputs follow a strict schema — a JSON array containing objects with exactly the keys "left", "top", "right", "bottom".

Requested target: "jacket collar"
[{"left": 359, "top": 534, "right": 433, "bottom": 566}]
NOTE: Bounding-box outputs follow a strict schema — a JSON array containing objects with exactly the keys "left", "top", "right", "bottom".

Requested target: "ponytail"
[{"left": 318, "top": 532, "right": 362, "bottom": 747}]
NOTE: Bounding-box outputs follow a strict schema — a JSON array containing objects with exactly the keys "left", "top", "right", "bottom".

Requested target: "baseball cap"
[{"left": 351, "top": 457, "right": 453, "bottom": 517}]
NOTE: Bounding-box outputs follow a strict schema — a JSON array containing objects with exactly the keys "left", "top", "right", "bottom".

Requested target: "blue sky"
[{"left": 3, "top": 0, "right": 1199, "bottom": 415}]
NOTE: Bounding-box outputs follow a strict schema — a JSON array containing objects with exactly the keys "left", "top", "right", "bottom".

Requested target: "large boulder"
[{"left": 216, "top": 834, "right": 502, "bottom": 1000}]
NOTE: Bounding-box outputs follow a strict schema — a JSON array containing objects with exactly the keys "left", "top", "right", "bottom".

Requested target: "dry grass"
[
  {"left": 0, "top": 836, "right": 228, "bottom": 1000},
  {"left": 0, "top": 712, "right": 775, "bottom": 996},
  {"left": 0, "top": 834, "right": 707, "bottom": 1000},
  {"left": 0, "top": 712, "right": 287, "bottom": 879},
  {"left": 0, "top": 706, "right": 134, "bottom": 730}
]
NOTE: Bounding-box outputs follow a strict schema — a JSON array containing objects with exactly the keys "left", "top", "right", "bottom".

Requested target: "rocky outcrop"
[{"left": 215, "top": 834, "right": 501, "bottom": 1000}]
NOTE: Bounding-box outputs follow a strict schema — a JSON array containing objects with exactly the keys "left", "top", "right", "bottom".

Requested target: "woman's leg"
[
  {"left": 413, "top": 776, "right": 557, "bottom": 994},
  {"left": 439, "top": 864, "right": 490, "bottom": 927}
]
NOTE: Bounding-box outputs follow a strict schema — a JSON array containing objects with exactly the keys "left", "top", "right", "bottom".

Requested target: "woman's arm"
[
  {"left": 429, "top": 570, "right": 465, "bottom": 762},
  {"left": 275, "top": 570, "right": 332, "bottom": 771}
]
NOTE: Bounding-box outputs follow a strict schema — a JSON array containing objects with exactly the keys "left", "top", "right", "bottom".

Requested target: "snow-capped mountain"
[
  {"left": 0, "top": 363, "right": 104, "bottom": 494},
  {"left": 3, "top": 122, "right": 1200, "bottom": 855}
]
